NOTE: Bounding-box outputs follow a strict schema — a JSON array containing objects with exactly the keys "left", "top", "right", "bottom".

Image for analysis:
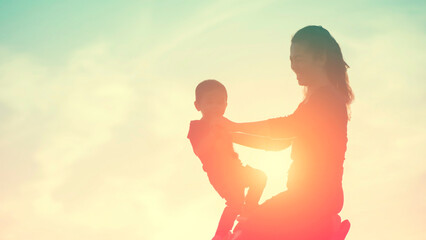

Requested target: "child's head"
[{"left": 194, "top": 79, "right": 228, "bottom": 119}]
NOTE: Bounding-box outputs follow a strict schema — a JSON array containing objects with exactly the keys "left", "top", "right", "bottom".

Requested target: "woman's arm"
[
  {"left": 223, "top": 116, "right": 298, "bottom": 139},
  {"left": 229, "top": 120, "right": 272, "bottom": 137},
  {"left": 231, "top": 132, "right": 292, "bottom": 151}
]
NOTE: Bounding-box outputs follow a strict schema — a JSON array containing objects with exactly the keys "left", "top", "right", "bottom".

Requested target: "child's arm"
[{"left": 231, "top": 132, "right": 292, "bottom": 151}]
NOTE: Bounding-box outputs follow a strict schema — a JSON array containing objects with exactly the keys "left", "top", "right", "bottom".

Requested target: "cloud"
[
  {"left": 0, "top": 43, "right": 143, "bottom": 238},
  {"left": 0, "top": 40, "right": 222, "bottom": 239},
  {"left": 141, "top": 0, "right": 277, "bottom": 67}
]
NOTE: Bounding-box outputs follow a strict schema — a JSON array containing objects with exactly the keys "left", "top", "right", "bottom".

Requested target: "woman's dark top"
[{"left": 267, "top": 86, "right": 348, "bottom": 214}]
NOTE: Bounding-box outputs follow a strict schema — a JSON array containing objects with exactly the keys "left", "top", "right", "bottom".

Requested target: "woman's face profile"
[{"left": 290, "top": 42, "right": 325, "bottom": 87}]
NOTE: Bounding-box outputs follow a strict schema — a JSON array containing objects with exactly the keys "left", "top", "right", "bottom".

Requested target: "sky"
[{"left": 0, "top": 0, "right": 425, "bottom": 239}]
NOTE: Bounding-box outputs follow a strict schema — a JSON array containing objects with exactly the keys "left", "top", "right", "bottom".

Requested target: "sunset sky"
[{"left": 0, "top": 0, "right": 425, "bottom": 239}]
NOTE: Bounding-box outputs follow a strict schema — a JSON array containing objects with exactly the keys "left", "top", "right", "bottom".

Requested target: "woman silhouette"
[{"left": 226, "top": 25, "right": 354, "bottom": 240}]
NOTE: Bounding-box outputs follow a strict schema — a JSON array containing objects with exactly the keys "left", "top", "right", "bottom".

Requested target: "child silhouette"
[{"left": 188, "top": 80, "right": 291, "bottom": 240}]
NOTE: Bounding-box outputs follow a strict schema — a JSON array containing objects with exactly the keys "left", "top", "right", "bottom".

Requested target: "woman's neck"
[{"left": 305, "top": 75, "right": 333, "bottom": 102}]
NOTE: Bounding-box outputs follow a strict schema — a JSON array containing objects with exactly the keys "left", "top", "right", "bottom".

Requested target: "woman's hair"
[{"left": 291, "top": 25, "right": 354, "bottom": 112}]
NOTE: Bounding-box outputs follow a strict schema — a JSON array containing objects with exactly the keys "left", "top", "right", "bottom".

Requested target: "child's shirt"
[{"left": 187, "top": 119, "right": 243, "bottom": 174}]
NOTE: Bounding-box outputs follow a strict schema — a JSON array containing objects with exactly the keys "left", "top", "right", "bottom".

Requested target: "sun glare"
[{"left": 234, "top": 145, "right": 293, "bottom": 202}]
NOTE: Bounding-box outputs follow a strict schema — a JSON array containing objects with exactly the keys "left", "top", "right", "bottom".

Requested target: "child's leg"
[
  {"left": 215, "top": 205, "right": 240, "bottom": 237},
  {"left": 243, "top": 166, "right": 267, "bottom": 208},
  {"left": 214, "top": 188, "right": 245, "bottom": 237}
]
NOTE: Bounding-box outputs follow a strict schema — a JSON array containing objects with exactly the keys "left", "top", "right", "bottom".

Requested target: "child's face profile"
[{"left": 195, "top": 90, "right": 227, "bottom": 119}]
